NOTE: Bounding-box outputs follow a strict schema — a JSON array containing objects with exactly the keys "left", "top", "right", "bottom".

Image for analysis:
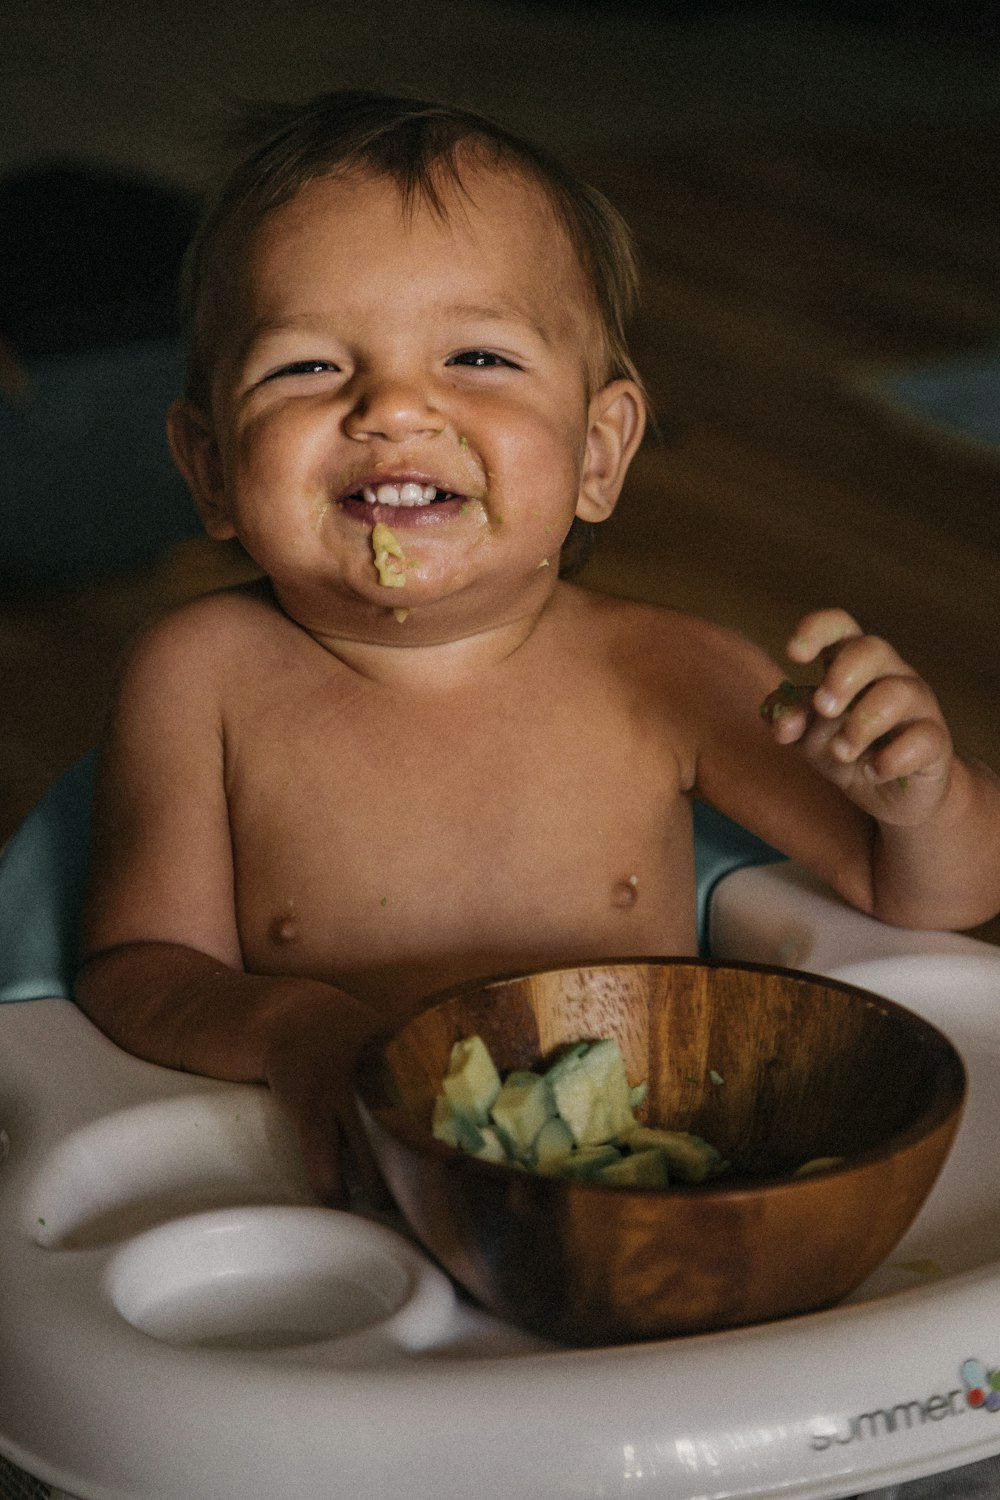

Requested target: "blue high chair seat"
[{"left": 0, "top": 752, "right": 782, "bottom": 1004}]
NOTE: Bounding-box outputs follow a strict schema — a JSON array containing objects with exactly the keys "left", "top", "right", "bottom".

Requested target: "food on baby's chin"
[
  {"left": 432, "top": 1035, "right": 728, "bottom": 1187},
  {"left": 371, "top": 521, "right": 407, "bottom": 588}
]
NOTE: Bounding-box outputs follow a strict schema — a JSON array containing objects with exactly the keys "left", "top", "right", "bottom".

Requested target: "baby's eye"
[
  {"left": 266, "top": 360, "right": 340, "bottom": 380},
  {"left": 447, "top": 350, "right": 518, "bottom": 369}
]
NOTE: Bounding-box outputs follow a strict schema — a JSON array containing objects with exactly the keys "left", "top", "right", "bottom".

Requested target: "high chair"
[{"left": 2, "top": 755, "right": 999, "bottom": 1500}]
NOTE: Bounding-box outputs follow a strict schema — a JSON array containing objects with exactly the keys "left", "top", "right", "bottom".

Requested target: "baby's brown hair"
[{"left": 180, "top": 89, "right": 645, "bottom": 574}]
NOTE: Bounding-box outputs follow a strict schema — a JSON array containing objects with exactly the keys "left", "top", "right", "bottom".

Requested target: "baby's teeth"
[{"left": 362, "top": 482, "right": 439, "bottom": 507}]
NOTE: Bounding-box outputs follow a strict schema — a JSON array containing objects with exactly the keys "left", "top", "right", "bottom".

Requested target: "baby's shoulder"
[
  {"left": 575, "top": 589, "right": 773, "bottom": 686},
  {"left": 116, "top": 581, "right": 284, "bottom": 696}
]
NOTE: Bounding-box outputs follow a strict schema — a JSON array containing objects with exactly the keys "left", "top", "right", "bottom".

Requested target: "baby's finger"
[
  {"left": 824, "top": 674, "right": 939, "bottom": 762},
  {"left": 759, "top": 679, "right": 811, "bottom": 740},
  {"left": 809, "top": 635, "right": 911, "bottom": 723},
  {"left": 786, "top": 608, "right": 863, "bottom": 666},
  {"left": 857, "top": 717, "right": 952, "bottom": 787}
]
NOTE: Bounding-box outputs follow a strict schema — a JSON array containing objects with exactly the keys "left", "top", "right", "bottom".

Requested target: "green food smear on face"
[{"left": 371, "top": 522, "right": 407, "bottom": 588}]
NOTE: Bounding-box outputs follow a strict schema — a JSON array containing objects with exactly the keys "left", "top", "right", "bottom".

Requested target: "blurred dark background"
[{"left": 1, "top": 0, "right": 998, "bottom": 936}]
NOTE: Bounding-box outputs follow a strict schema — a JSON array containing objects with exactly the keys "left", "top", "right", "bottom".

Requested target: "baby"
[{"left": 75, "top": 90, "right": 1000, "bottom": 1203}]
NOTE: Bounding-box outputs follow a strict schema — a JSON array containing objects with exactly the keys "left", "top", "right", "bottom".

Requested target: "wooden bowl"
[{"left": 354, "top": 959, "right": 965, "bottom": 1345}]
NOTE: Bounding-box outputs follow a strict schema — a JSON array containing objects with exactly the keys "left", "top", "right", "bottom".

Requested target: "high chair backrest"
[{"left": 0, "top": 753, "right": 781, "bottom": 1003}]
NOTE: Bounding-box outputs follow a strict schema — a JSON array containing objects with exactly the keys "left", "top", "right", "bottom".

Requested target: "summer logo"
[
  {"left": 809, "top": 1358, "right": 1000, "bottom": 1451},
  {"left": 961, "top": 1359, "right": 1000, "bottom": 1412}
]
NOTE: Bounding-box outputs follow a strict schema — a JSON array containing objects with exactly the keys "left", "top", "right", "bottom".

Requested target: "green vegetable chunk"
[
  {"left": 490, "top": 1069, "right": 556, "bottom": 1157},
  {"left": 472, "top": 1125, "right": 511, "bottom": 1164},
  {"left": 595, "top": 1148, "right": 670, "bottom": 1189},
  {"left": 626, "top": 1127, "right": 727, "bottom": 1183},
  {"left": 793, "top": 1155, "right": 845, "bottom": 1177},
  {"left": 441, "top": 1035, "right": 502, "bottom": 1124},
  {"left": 547, "top": 1039, "right": 638, "bottom": 1147},
  {"left": 550, "top": 1144, "right": 622, "bottom": 1180},
  {"left": 530, "top": 1115, "right": 575, "bottom": 1171},
  {"left": 432, "top": 1093, "right": 487, "bottom": 1154}
]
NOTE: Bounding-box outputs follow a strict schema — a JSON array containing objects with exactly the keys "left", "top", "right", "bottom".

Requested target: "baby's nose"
[{"left": 344, "top": 376, "right": 444, "bottom": 443}]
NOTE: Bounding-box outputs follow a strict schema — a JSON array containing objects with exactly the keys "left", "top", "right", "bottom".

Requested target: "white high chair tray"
[{"left": 2, "top": 862, "right": 1000, "bottom": 1500}]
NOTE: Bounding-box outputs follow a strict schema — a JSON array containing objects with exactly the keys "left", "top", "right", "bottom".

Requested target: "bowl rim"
[{"left": 354, "top": 955, "right": 967, "bottom": 1199}]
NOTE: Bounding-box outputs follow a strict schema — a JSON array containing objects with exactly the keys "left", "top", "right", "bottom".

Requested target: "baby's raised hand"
[{"left": 760, "top": 608, "right": 954, "bottom": 825}]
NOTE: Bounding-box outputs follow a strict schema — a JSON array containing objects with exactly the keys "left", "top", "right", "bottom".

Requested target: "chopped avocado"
[
  {"left": 431, "top": 1093, "right": 487, "bottom": 1154},
  {"left": 530, "top": 1115, "right": 575, "bottom": 1171},
  {"left": 595, "top": 1148, "right": 670, "bottom": 1189},
  {"left": 371, "top": 521, "right": 407, "bottom": 588},
  {"left": 550, "top": 1144, "right": 622, "bottom": 1180},
  {"left": 490, "top": 1069, "right": 556, "bottom": 1157},
  {"left": 472, "top": 1124, "right": 511, "bottom": 1164},
  {"left": 793, "top": 1155, "right": 845, "bottom": 1177},
  {"left": 434, "top": 1033, "right": 742, "bottom": 1190},
  {"left": 626, "top": 1127, "right": 727, "bottom": 1183},
  {"left": 542, "top": 1042, "right": 590, "bottom": 1084},
  {"left": 547, "top": 1039, "right": 638, "bottom": 1147},
  {"left": 441, "top": 1036, "right": 502, "bottom": 1124}
]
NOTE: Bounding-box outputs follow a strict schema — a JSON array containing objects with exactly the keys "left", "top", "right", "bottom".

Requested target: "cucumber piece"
[
  {"left": 490, "top": 1069, "right": 556, "bottom": 1158},
  {"left": 547, "top": 1039, "right": 638, "bottom": 1147},
  {"left": 441, "top": 1035, "right": 502, "bottom": 1124},
  {"left": 530, "top": 1115, "right": 575, "bottom": 1171},
  {"left": 626, "top": 1127, "right": 727, "bottom": 1183},
  {"left": 595, "top": 1148, "right": 670, "bottom": 1189}
]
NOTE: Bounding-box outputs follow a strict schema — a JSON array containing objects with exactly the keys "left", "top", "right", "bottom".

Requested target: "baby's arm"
[
  {"left": 759, "top": 608, "right": 1000, "bottom": 928},
  {"left": 73, "top": 603, "right": 383, "bottom": 1205}
]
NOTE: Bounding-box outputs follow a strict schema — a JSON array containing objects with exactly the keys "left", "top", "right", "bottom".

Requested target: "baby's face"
[{"left": 183, "top": 164, "right": 632, "bottom": 639}]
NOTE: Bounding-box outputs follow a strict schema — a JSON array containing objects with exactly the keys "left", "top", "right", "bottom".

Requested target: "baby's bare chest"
[{"left": 224, "top": 673, "right": 695, "bottom": 1005}]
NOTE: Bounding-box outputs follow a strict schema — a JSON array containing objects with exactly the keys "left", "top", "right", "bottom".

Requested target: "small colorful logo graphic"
[{"left": 961, "top": 1359, "right": 1000, "bottom": 1412}]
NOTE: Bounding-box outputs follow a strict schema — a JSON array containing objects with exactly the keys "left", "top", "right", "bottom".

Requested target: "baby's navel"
[
  {"left": 611, "top": 874, "right": 639, "bottom": 909},
  {"left": 268, "top": 904, "right": 299, "bottom": 946}
]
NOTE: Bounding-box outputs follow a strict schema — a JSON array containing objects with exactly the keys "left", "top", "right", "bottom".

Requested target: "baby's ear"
[
  {"left": 577, "top": 379, "right": 646, "bottom": 523},
  {"left": 166, "top": 399, "right": 235, "bottom": 540}
]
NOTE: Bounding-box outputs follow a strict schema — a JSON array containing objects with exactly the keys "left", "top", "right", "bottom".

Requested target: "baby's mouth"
[
  {"left": 357, "top": 481, "right": 452, "bottom": 509},
  {"left": 337, "top": 477, "right": 470, "bottom": 526}
]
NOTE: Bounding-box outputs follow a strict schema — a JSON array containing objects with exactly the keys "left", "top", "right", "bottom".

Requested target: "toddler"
[{"left": 75, "top": 90, "right": 1000, "bottom": 1203}]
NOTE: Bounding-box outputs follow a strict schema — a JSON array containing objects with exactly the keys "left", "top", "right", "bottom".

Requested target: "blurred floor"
[{"left": 1, "top": 0, "right": 998, "bottom": 940}]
